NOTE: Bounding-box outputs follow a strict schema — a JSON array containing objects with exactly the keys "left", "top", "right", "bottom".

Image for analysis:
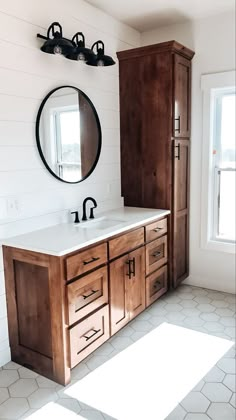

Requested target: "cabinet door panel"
[
  {"left": 174, "top": 55, "right": 191, "bottom": 138},
  {"left": 128, "top": 247, "right": 145, "bottom": 320},
  {"left": 173, "top": 140, "right": 190, "bottom": 287},
  {"left": 109, "top": 255, "right": 129, "bottom": 335}
]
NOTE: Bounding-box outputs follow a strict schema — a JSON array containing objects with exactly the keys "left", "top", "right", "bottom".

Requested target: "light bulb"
[
  {"left": 77, "top": 52, "right": 86, "bottom": 61},
  {"left": 97, "top": 59, "right": 104, "bottom": 67},
  {"left": 53, "top": 45, "right": 62, "bottom": 55}
]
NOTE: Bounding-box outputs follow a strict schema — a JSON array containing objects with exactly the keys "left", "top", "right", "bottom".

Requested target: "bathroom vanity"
[{"left": 3, "top": 207, "right": 170, "bottom": 385}]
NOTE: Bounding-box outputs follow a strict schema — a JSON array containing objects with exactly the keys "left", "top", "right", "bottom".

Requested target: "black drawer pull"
[
  {"left": 152, "top": 251, "right": 162, "bottom": 258},
  {"left": 82, "top": 328, "right": 101, "bottom": 341},
  {"left": 83, "top": 256, "right": 100, "bottom": 265},
  {"left": 154, "top": 281, "right": 161, "bottom": 289},
  {"left": 126, "top": 258, "right": 135, "bottom": 278},
  {"left": 175, "top": 144, "right": 180, "bottom": 160},
  {"left": 175, "top": 116, "right": 181, "bottom": 133},
  {"left": 153, "top": 227, "right": 163, "bottom": 232},
  {"left": 82, "top": 289, "right": 98, "bottom": 299}
]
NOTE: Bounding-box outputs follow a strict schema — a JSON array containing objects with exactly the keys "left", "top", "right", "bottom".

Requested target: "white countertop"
[{"left": 2, "top": 207, "right": 170, "bottom": 256}]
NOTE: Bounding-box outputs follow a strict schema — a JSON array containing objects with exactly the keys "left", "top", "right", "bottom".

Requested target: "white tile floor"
[{"left": 0, "top": 284, "right": 235, "bottom": 419}]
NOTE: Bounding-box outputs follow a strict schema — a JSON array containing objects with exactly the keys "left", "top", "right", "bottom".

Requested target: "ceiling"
[{"left": 85, "top": 0, "right": 235, "bottom": 32}]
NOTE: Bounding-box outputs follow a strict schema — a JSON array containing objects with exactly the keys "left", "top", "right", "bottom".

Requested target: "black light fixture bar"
[{"left": 37, "top": 22, "right": 115, "bottom": 66}]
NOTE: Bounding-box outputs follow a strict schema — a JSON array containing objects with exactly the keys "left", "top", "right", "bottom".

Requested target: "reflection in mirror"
[{"left": 36, "top": 86, "right": 101, "bottom": 183}]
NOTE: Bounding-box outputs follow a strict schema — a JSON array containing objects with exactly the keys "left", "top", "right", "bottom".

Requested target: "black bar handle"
[
  {"left": 130, "top": 258, "right": 135, "bottom": 277},
  {"left": 152, "top": 251, "right": 162, "bottom": 258},
  {"left": 83, "top": 256, "right": 100, "bottom": 265},
  {"left": 82, "top": 328, "right": 101, "bottom": 341},
  {"left": 126, "top": 260, "right": 132, "bottom": 279},
  {"left": 153, "top": 227, "right": 162, "bottom": 232},
  {"left": 175, "top": 116, "right": 181, "bottom": 133},
  {"left": 82, "top": 289, "right": 98, "bottom": 299},
  {"left": 154, "top": 281, "right": 161, "bottom": 289},
  {"left": 175, "top": 144, "right": 180, "bottom": 160}
]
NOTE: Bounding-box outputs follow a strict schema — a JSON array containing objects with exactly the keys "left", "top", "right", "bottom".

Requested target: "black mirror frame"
[{"left": 36, "top": 85, "right": 102, "bottom": 184}]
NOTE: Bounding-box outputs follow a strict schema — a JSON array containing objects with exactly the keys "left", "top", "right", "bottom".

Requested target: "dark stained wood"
[
  {"left": 110, "top": 247, "right": 145, "bottom": 335},
  {"left": 174, "top": 55, "right": 191, "bottom": 138},
  {"left": 173, "top": 140, "right": 190, "bottom": 287},
  {"left": 145, "top": 218, "right": 167, "bottom": 243},
  {"left": 109, "top": 254, "right": 130, "bottom": 335},
  {"left": 48, "top": 255, "right": 71, "bottom": 385},
  {"left": 70, "top": 305, "right": 109, "bottom": 368},
  {"left": 117, "top": 40, "right": 194, "bottom": 287},
  {"left": 117, "top": 40, "right": 195, "bottom": 61},
  {"left": 14, "top": 260, "right": 52, "bottom": 357},
  {"left": 65, "top": 243, "right": 107, "bottom": 280},
  {"left": 119, "top": 51, "right": 173, "bottom": 209},
  {"left": 127, "top": 247, "right": 145, "bottom": 320},
  {"left": 3, "top": 215, "right": 168, "bottom": 385},
  {"left": 146, "top": 235, "right": 168, "bottom": 275},
  {"left": 146, "top": 265, "right": 168, "bottom": 307},
  {"left": 67, "top": 266, "right": 108, "bottom": 325},
  {"left": 109, "top": 227, "right": 144, "bottom": 260}
]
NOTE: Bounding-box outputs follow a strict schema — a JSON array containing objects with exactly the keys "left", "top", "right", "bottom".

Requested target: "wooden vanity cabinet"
[
  {"left": 3, "top": 215, "right": 169, "bottom": 385},
  {"left": 109, "top": 246, "right": 145, "bottom": 335},
  {"left": 117, "top": 41, "right": 194, "bottom": 288}
]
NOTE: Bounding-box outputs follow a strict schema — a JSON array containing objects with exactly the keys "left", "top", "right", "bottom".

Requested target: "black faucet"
[{"left": 82, "top": 197, "right": 97, "bottom": 221}]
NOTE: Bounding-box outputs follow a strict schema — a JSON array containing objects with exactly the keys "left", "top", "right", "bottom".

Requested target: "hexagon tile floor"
[{"left": 0, "top": 285, "right": 235, "bottom": 420}]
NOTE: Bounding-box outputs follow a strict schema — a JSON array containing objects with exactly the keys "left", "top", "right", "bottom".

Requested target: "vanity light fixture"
[
  {"left": 86, "top": 40, "right": 116, "bottom": 67},
  {"left": 37, "top": 24, "right": 116, "bottom": 66},
  {"left": 66, "top": 32, "right": 95, "bottom": 62},
  {"left": 37, "top": 22, "right": 74, "bottom": 56}
]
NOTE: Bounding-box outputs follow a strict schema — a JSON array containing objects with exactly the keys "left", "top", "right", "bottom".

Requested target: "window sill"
[{"left": 202, "top": 239, "right": 236, "bottom": 254}]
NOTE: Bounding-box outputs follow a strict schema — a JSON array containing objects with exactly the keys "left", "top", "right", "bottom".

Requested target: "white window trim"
[{"left": 200, "top": 70, "right": 236, "bottom": 254}]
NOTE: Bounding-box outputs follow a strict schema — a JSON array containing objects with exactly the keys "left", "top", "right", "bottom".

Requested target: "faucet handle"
[{"left": 71, "top": 211, "right": 80, "bottom": 224}]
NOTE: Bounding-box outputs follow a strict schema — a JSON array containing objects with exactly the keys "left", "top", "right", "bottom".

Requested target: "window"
[
  {"left": 201, "top": 71, "right": 235, "bottom": 253},
  {"left": 212, "top": 90, "right": 235, "bottom": 242},
  {"left": 53, "top": 107, "right": 81, "bottom": 181}
]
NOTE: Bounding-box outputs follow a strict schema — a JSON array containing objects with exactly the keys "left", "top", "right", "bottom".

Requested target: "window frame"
[{"left": 200, "top": 70, "right": 236, "bottom": 254}]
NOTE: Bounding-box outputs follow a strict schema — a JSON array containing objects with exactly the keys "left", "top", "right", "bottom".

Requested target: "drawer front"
[
  {"left": 145, "top": 218, "right": 167, "bottom": 243},
  {"left": 70, "top": 305, "right": 109, "bottom": 368},
  {"left": 109, "top": 227, "right": 144, "bottom": 260},
  {"left": 146, "top": 265, "right": 168, "bottom": 307},
  {"left": 67, "top": 266, "right": 108, "bottom": 325},
  {"left": 66, "top": 243, "right": 107, "bottom": 281},
  {"left": 146, "top": 235, "right": 168, "bottom": 275}
]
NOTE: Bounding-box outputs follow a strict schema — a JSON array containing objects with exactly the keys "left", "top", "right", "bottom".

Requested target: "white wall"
[
  {"left": 0, "top": 0, "right": 140, "bottom": 366},
  {"left": 141, "top": 12, "right": 236, "bottom": 294}
]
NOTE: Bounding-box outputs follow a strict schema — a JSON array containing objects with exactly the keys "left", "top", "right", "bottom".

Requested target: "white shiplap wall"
[{"left": 0, "top": 0, "right": 140, "bottom": 366}]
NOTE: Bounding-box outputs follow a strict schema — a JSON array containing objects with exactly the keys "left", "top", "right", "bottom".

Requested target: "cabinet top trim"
[{"left": 117, "top": 40, "right": 195, "bottom": 61}]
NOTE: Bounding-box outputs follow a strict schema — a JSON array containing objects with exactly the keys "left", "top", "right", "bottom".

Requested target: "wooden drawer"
[
  {"left": 145, "top": 218, "right": 167, "bottom": 243},
  {"left": 67, "top": 266, "right": 108, "bottom": 325},
  {"left": 70, "top": 305, "right": 109, "bottom": 368},
  {"left": 109, "top": 227, "right": 144, "bottom": 260},
  {"left": 146, "top": 265, "right": 168, "bottom": 307},
  {"left": 66, "top": 243, "right": 107, "bottom": 281},
  {"left": 146, "top": 235, "right": 168, "bottom": 275}
]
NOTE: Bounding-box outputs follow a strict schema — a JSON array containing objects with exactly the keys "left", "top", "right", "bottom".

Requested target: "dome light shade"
[
  {"left": 38, "top": 22, "right": 74, "bottom": 56},
  {"left": 66, "top": 32, "right": 95, "bottom": 62},
  {"left": 86, "top": 40, "right": 115, "bottom": 67}
]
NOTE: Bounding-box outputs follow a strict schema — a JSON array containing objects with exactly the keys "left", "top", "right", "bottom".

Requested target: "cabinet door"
[
  {"left": 173, "top": 139, "right": 190, "bottom": 287},
  {"left": 109, "top": 254, "right": 130, "bottom": 335},
  {"left": 127, "top": 247, "right": 145, "bottom": 321},
  {"left": 173, "top": 55, "right": 191, "bottom": 138}
]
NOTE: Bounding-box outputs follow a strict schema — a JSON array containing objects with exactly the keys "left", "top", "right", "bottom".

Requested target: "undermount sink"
[{"left": 79, "top": 216, "right": 126, "bottom": 230}]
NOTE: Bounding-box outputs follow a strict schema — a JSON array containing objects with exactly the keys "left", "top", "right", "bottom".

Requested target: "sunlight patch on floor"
[{"left": 65, "top": 323, "right": 234, "bottom": 420}]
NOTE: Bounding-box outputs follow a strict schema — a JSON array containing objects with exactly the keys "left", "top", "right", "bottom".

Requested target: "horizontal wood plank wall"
[{"left": 0, "top": 0, "right": 140, "bottom": 367}]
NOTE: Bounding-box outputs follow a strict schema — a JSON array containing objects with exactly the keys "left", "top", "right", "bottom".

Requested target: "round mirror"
[{"left": 36, "top": 86, "right": 101, "bottom": 183}]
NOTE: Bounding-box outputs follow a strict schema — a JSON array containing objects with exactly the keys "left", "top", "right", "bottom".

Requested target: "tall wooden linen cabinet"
[{"left": 117, "top": 41, "right": 195, "bottom": 288}]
